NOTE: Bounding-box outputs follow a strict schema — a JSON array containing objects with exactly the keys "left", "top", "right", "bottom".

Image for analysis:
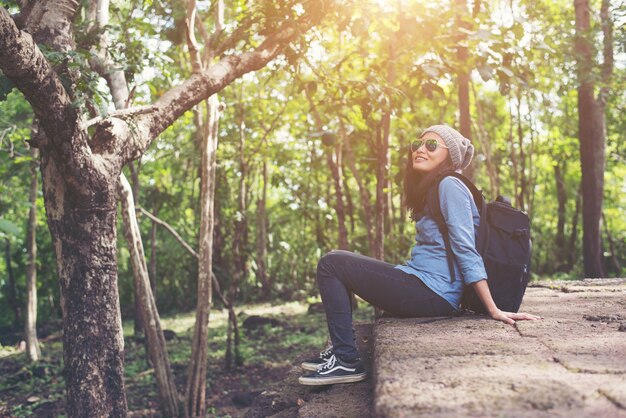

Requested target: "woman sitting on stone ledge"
[{"left": 298, "top": 124, "right": 541, "bottom": 386}]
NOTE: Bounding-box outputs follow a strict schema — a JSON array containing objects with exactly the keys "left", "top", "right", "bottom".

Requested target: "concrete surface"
[{"left": 373, "top": 279, "right": 626, "bottom": 418}]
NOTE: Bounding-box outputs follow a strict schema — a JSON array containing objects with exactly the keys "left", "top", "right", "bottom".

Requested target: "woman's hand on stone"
[{"left": 489, "top": 309, "right": 542, "bottom": 325}]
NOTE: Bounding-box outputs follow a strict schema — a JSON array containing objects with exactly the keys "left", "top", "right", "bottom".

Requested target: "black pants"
[{"left": 316, "top": 250, "right": 455, "bottom": 361}]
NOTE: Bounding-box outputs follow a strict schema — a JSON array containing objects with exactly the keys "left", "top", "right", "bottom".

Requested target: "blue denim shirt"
[{"left": 396, "top": 176, "right": 487, "bottom": 309}]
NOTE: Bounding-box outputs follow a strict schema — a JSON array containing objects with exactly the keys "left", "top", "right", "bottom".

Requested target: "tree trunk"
[
  {"left": 525, "top": 92, "right": 537, "bottom": 218},
  {"left": 343, "top": 159, "right": 356, "bottom": 236},
  {"left": 232, "top": 95, "right": 249, "bottom": 301},
  {"left": 516, "top": 92, "right": 527, "bottom": 211},
  {"left": 40, "top": 149, "right": 128, "bottom": 416},
  {"left": 149, "top": 204, "right": 158, "bottom": 296},
  {"left": 119, "top": 175, "right": 180, "bottom": 417},
  {"left": 4, "top": 239, "right": 21, "bottom": 329},
  {"left": 305, "top": 93, "right": 349, "bottom": 250},
  {"left": 25, "top": 145, "right": 41, "bottom": 361},
  {"left": 185, "top": 94, "right": 220, "bottom": 418},
  {"left": 344, "top": 131, "right": 375, "bottom": 255},
  {"left": 554, "top": 161, "right": 567, "bottom": 271},
  {"left": 471, "top": 82, "right": 499, "bottom": 198},
  {"left": 256, "top": 159, "right": 270, "bottom": 297},
  {"left": 566, "top": 187, "right": 582, "bottom": 272},
  {"left": 574, "top": 0, "right": 607, "bottom": 278},
  {"left": 226, "top": 93, "right": 246, "bottom": 368},
  {"left": 326, "top": 142, "right": 349, "bottom": 250},
  {"left": 374, "top": 34, "right": 396, "bottom": 261},
  {"left": 373, "top": 123, "right": 386, "bottom": 261},
  {"left": 508, "top": 100, "right": 519, "bottom": 201},
  {"left": 456, "top": 0, "right": 473, "bottom": 180},
  {"left": 127, "top": 161, "right": 145, "bottom": 339},
  {"left": 602, "top": 212, "right": 621, "bottom": 274}
]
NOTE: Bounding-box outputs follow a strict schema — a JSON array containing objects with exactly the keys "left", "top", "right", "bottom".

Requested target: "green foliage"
[{"left": 1, "top": 0, "right": 625, "bottom": 331}]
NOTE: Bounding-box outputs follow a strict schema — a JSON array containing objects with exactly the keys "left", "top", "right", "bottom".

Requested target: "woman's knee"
[{"left": 317, "top": 250, "right": 351, "bottom": 277}]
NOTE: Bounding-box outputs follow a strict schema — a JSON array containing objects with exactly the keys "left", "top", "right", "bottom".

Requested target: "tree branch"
[
  {"left": 0, "top": 5, "right": 111, "bottom": 195},
  {"left": 137, "top": 207, "right": 199, "bottom": 259},
  {"left": 81, "top": 106, "right": 158, "bottom": 130},
  {"left": 135, "top": 206, "right": 230, "bottom": 307},
  {"left": 110, "top": 9, "right": 328, "bottom": 167},
  {"left": 185, "top": 0, "right": 203, "bottom": 72},
  {"left": 0, "top": 8, "right": 75, "bottom": 146}
]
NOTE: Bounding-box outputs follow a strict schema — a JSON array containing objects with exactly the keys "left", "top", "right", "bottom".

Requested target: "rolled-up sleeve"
[{"left": 438, "top": 177, "right": 487, "bottom": 285}]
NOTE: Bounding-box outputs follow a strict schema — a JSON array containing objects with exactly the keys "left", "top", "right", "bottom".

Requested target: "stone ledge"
[{"left": 373, "top": 279, "right": 626, "bottom": 417}]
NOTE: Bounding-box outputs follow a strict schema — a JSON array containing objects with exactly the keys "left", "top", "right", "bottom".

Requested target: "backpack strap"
[{"left": 426, "top": 171, "right": 488, "bottom": 283}]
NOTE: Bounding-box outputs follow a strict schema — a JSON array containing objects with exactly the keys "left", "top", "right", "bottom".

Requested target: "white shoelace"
[
  {"left": 320, "top": 345, "right": 333, "bottom": 359},
  {"left": 317, "top": 354, "right": 337, "bottom": 372}
]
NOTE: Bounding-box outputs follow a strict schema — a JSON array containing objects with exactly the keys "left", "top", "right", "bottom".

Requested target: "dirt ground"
[
  {"left": 243, "top": 322, "right": 374, "bottom": 418},
  {"left": 0, "top": 304, "right": 374, "bottom": 418}
]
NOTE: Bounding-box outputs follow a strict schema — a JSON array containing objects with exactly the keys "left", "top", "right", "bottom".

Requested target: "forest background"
[{"left": 0, "top": 0, "right": 625, "bottom": 416}]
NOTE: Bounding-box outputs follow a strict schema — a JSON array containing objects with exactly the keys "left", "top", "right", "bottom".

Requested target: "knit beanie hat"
[{"left": 420, "top": 124, "right": 474, "bottom": 171}]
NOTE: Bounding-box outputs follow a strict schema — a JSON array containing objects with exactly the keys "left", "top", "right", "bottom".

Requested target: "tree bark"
[
  {"left": 119, "top": 175, "right": 180, "bottom": 417},
  {"left": 508, "top": 99, "right": 519, "bottom": 201},
  {"left": 342, "top": 158, "right": 356, "bottom": 236},
  {"left": 256, "top": 159, "right": 270, "bottom": 297},
  {"left": 4, "top": 239, "right": 21, "bottom": 329},
  {"left": 554, "top": 161, "right": 568, "bottom": 272},
  {"left": 373, "top": 123, "right": 386, "bottom": 261},
  {"left": 25, "top": 144, "right": 41, "bottom": 361},
  {"left": 343, "top": 131, "right": 375, "bottom": 255},
  {"left": 225, "top": 92, "right": 246, "bottom": 369},
  {"left": 516, "top": 91, "right": 527, "bottom": 211},
  {"left": 374, "top": 33, "right": 396, "bottom": 261},
  {"left": 185, "top": 94, "right": 220, "bottom": 418},
  {"left": 602, "top": 212, "right": 621, "bottom": 273},
  {"left": 127, "top": 161, "right": 145, "bottom": 340},
  {"left": 470, "top": 82, "right": 499, "bottom": 198},
  {"left": 305, "top": 93, "right": 349, "bottom": 250},
  {"left": 574, "top": 0, "right": 608, "bottom": 278},
  {"left": 456, "top": 0, "right": 473, "bottom": 180},
  {"left": 327, "top": 141, "right": 349, "bottom": 250},
  {"left": 566, "top": 187, "right": 582, "bottom": 272},
  {"left": 232, "top": 94, "right": 249, "bottom": 301},
  {"left": 149, "top": 204, "right": 158, "bottom": 296}
]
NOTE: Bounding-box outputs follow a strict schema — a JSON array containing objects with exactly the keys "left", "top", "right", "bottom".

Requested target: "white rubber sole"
[
  {"left": 300, "top": 361, "right": 322, "bottom": 372},
  {"left": 298, "top": 372, "right": 367, "bottom": 385}
]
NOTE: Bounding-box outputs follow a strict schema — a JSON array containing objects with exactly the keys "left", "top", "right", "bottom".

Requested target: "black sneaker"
[
  {"left": 298, "top": 354, "right": 366, "bottom": 385},
  {"left": 301, "top": 345, "right": 334, "bottom": 371}
]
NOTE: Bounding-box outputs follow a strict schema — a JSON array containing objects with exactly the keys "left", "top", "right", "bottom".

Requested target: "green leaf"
[{"left": 0, "top": 219, "right": 21, "bottom": 236}]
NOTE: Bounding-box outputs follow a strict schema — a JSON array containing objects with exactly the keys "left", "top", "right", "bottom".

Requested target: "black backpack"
[{"left": 427, "top": 171, "right": 531, "bottom": 313}]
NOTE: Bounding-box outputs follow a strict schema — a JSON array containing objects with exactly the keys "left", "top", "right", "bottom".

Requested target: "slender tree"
[
  {"left": 256, "top": 158, "right": 270, "bottom": 297},
  {"left": 455, "top": 0, "right": 473, "bottom": 180},
  {"left": 4, "top": 239, "right": 20, "bottom": 328},
  {"left": 574, "top": 0, "right": 612, "bottom": 277},
  {"left": 24, "top": 143, "right": 41, "bottom": 361}
]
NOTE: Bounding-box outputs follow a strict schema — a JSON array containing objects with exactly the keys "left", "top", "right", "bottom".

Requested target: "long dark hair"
[{"left": 403, "top": 148, "right": 454, "bottom": 221}]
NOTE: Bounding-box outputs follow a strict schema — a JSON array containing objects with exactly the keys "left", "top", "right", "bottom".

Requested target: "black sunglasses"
[{"left": 410, "top": 138, "right": 449, "bottom": 153}]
